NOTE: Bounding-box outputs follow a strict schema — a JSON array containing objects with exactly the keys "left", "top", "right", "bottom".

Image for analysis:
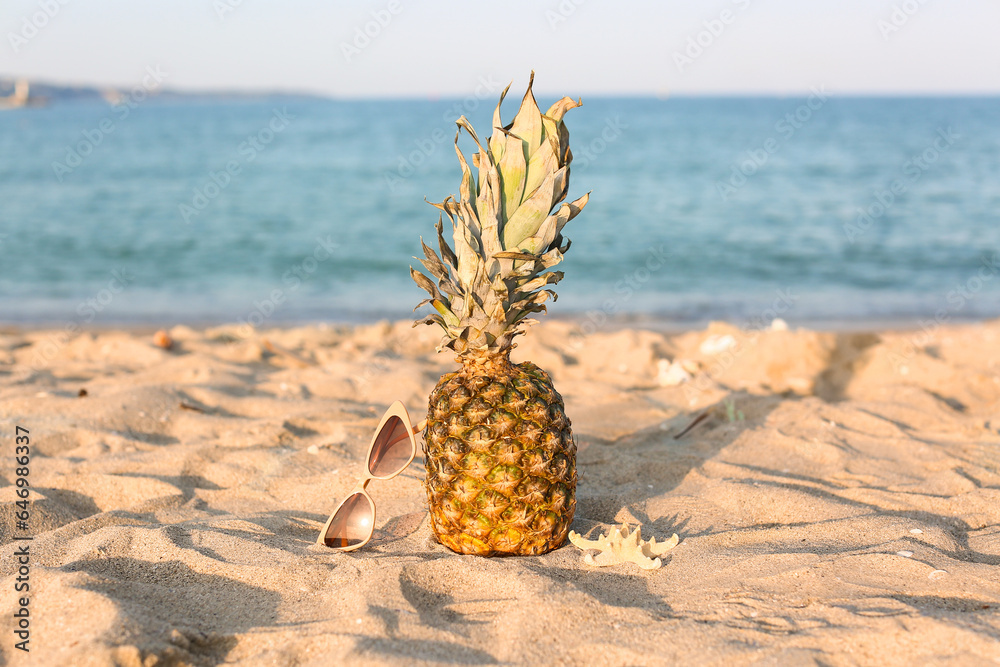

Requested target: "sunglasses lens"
[
  {"left": 322, "top": 493, "right": 373, "bottom": 548},
  {"left": 368, "top": 416, "right": 414, "bottom": 478}
]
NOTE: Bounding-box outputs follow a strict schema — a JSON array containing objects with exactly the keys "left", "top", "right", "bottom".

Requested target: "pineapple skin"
[{"left": 424, "top": 356, "right": 576, "bottom": 556}]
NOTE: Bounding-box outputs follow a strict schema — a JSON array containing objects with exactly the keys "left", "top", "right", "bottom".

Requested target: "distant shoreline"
[
  {"left": 2, "top": 314, "right": 997, "bottom": 336},
  {"left": 2, "top": 78, "right": 998, "bottom": 105}
]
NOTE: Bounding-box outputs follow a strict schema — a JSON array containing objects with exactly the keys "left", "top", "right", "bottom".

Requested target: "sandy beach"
[{"left": 2, "top": 319, "right": 999, "bottom": 666}]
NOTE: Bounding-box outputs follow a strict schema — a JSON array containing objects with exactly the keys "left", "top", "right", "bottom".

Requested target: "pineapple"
[{"left": 411, "top": 73, "right": 588, "bottom": 556}]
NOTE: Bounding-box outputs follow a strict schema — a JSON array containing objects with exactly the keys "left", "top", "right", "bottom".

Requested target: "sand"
[{"left": 1, "top": 319, "right": 999, "bottom": 666}]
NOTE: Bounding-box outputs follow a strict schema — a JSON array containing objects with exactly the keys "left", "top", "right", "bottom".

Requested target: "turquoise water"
[{"left": 1, "top": 95, "right": 998, "bottom": 327}]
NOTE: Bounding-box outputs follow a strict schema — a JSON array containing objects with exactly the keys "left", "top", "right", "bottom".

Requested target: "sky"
[{"left": 1, "top": 0, "right": 998, "bottom": 98}]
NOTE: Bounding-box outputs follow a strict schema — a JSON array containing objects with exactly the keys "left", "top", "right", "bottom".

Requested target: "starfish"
[{"left": 568, "top": 524, "right": 679, "bottom": 570}]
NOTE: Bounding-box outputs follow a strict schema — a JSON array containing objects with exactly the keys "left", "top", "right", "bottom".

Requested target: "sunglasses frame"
[{"left": 316, "top": 400, "right": 419, "bottom": 551}]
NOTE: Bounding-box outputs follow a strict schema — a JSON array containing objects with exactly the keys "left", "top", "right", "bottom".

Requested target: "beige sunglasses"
[{"left": 316, "top": 401, "right": 425, "bottom": 550}]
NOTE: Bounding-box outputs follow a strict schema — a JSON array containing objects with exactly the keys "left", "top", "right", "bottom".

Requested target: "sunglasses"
[{"left": 316, "top": 401, "right": 424, "bottom": 551}]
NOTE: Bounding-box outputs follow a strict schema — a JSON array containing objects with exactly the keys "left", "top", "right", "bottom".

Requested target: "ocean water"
[{"left": 1, "top": 95, "right": 998, "bottom": 328}]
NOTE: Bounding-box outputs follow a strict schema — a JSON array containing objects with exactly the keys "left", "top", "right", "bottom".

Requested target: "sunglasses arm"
[{"left": 412, "top": 420, "right": 427, "bottom": 434}]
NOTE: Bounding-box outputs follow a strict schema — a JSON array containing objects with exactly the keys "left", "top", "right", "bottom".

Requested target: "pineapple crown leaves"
[{"left": 411, "top": 72, "right": 588, "bottom": 357}]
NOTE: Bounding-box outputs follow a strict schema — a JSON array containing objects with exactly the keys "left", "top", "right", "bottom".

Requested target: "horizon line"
[{"left": 4, "top": 76, "right": 1000, "bottom": 102}]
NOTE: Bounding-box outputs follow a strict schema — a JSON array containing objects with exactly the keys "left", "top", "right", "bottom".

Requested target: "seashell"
[
  {"left": 656, "top": 359, "right": 691, "bottom": 386},
  {"left": 153, "top": 330, "right": 174, "bottom": 350},
  {"left": 699, "top": 334, "right": 736, "bottom": 355}
]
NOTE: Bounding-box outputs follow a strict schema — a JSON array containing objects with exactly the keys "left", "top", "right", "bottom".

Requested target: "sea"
[{"left": 1, "top": 94, "right": 998, "bottom": 330}]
